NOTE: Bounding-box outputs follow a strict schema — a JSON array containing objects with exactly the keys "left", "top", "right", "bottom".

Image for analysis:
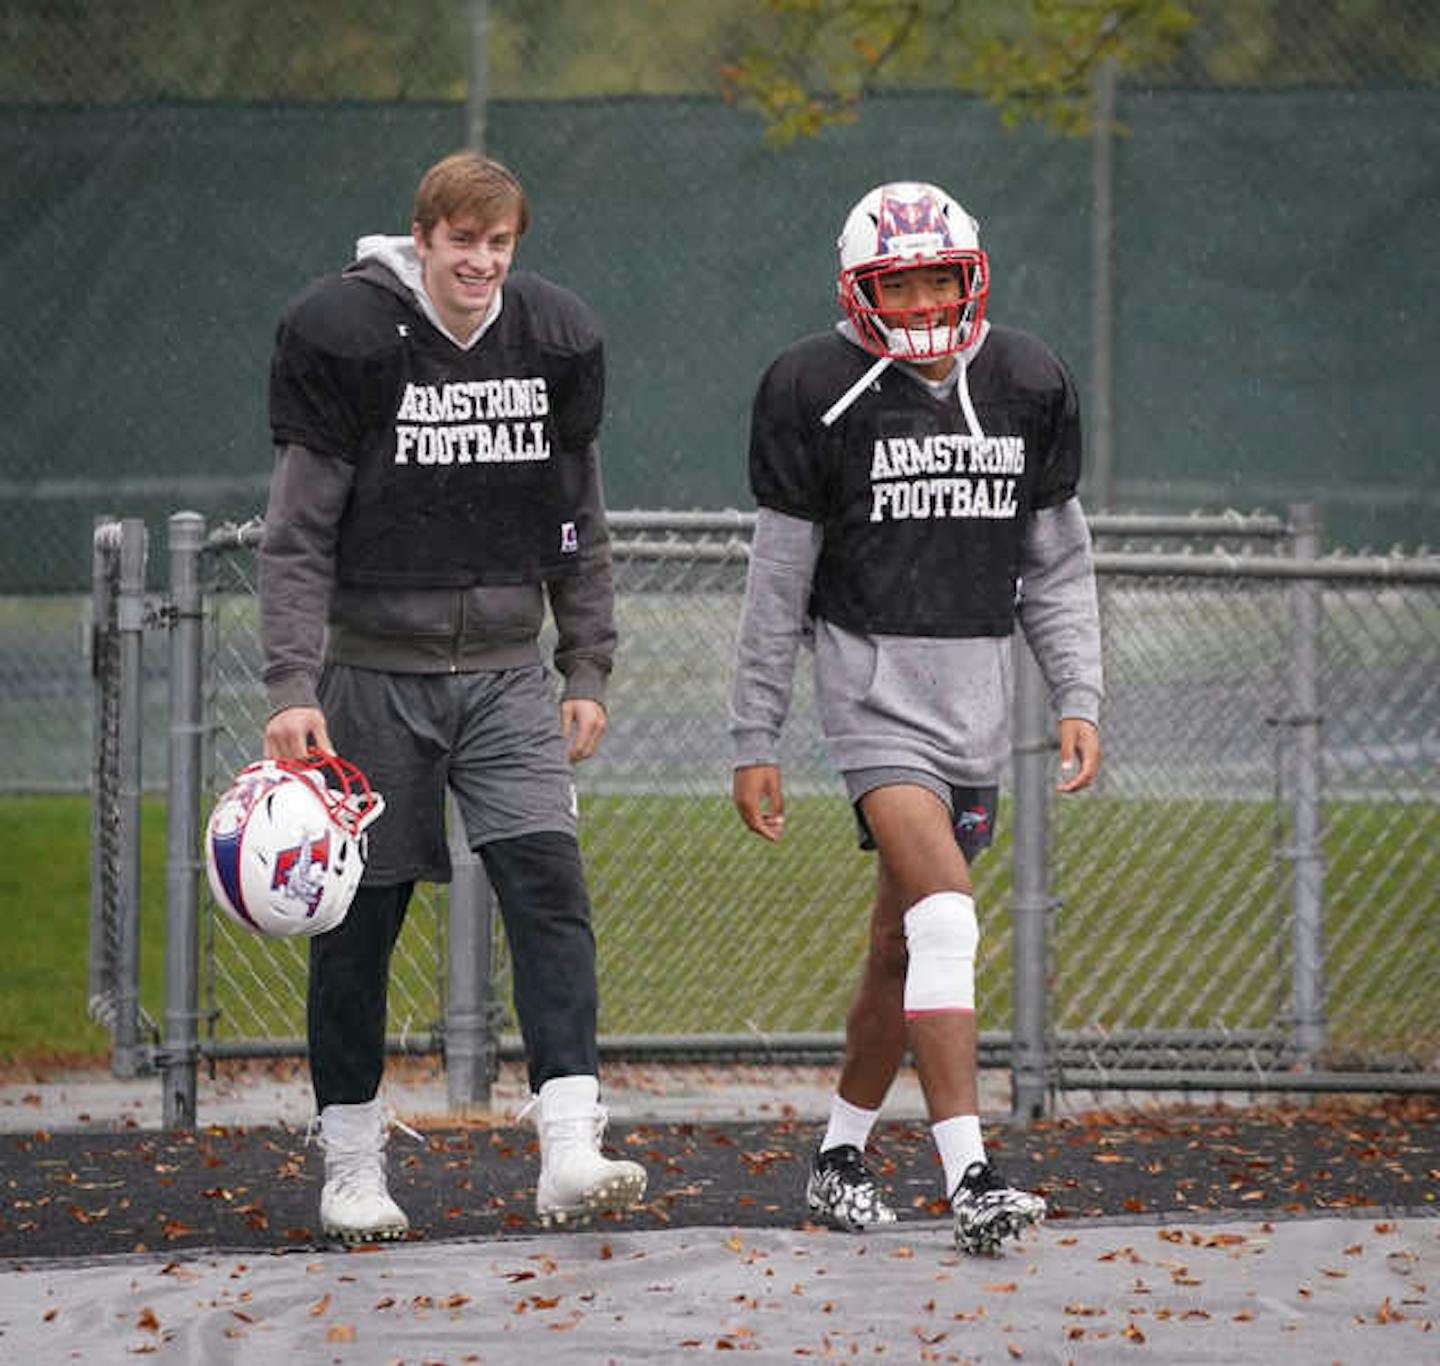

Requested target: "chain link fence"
[
  {"left": 6, "top": 4, "right": 1438, "bottom": 1119},
  {"left": 201, "top": 527, "right": 449, "bottom": 1062},
  {"left": 4, "top": 1, "right": 1437, "bottom": 781},
  {"left": 1057, "top": 561, "right": 1440, "bottom": 1086},
  {"left": 87, "top": 508, "right": 1440, "bottom": 1124}
]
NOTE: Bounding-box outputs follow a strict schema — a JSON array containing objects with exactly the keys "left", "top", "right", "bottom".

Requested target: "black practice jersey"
[
  {"left": 749, "top": 326, "right": 1081, "bottom": 637},
  {"left": 270, "top": 263, "right": 605, "bottom": 590}
]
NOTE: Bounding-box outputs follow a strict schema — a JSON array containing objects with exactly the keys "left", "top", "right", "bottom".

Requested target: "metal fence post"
[
  {"left": 445, "top": 791, "right": 496, "bottom": 1110},
  {"left": 464, "top": 0, "right": 489, "bottom": 151},
  {"left": 1010, "top": 638, "right": 1054, "bottom": 1120},
  {"left": 111, "top": 518, "right": 149, "bottom": 1078},
  {"left": 89, "top": 517, "right": 117, "bottom": 1016},
  {"left": 1088, "top": 58, "right": 1117, "bottom": 513},
  {"left": 1286, "top": 502, "right": 1327, "bottom": 1062},
  {"left": 162, "top": 512, "right": 207, "bottom": 1128}
]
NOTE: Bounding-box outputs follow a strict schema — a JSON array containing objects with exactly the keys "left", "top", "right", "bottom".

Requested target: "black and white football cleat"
[
  {"left": 949, "top": 1160, "right": 1046, "bottom": 1255},
  {"left": 805, "top": 1144, "right": 899, "bottom": 1232}
]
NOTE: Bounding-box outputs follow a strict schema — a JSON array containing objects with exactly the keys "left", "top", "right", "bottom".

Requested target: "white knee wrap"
[{"left": 903, "top": 892, "right": 978, "bottom": 1016}]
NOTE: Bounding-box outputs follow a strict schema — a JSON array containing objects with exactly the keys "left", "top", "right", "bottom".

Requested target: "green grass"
[
  {"left": 0, "top": 795, "right": 168, "bottom": 1062},
  {"left": 1, "top": 792, "right": 1435, "bottom": 1067}
]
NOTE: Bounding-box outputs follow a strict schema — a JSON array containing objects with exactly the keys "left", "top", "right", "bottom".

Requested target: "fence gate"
[{"left": 90, "top": 507, "right": 1440, "bottom": 1128}]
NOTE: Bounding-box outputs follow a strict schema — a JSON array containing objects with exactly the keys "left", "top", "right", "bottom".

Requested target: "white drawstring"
[
  {"left": 821, "top": 326, "right": 988, "bottom": 435},
  {"left": 956, "top": 361, "right": 985, "bottom": 439},
  {"left": 821, "top": 355, "right": 892, "bottom": 428}
]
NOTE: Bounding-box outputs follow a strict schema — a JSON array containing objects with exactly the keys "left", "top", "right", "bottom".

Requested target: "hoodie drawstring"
[{"left": 956, "top": 360, "right": 984, "bottom": 440}]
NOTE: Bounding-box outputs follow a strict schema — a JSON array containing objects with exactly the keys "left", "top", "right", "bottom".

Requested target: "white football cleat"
[
  {"left": 531, "top": 1075, "right": 647, "bottom": 1227},
  {"left": 315, "top": 1098, "right": 415, "bottom": 1243}
]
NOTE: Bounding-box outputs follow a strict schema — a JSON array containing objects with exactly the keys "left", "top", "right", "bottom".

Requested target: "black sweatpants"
[{"left": 307, "top": 831, "right": 599, "bottom": 1109}]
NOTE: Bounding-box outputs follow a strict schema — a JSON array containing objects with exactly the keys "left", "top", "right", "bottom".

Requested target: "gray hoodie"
[{"left": 729, "top": 324, "right": 1102, "bottom": 787}]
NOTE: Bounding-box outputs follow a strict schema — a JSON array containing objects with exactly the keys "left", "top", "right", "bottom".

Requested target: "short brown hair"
[{"left": 412, "top": 151, "right": 530, "bottom": 241}]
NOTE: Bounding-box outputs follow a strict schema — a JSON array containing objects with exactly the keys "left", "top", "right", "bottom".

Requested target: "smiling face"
[
  {"left": 412, "top": 211, "right": 520, "bottom": 342},
  {"left": 873, "top": 264, "right": 965, "bottom": 328},
  {"left": 870, "top": 264, "right": 967, "bottom": 377}
]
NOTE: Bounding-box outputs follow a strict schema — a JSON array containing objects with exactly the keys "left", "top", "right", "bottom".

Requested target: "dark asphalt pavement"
[{"left": 3, "top": 1098, "right": 1434, "bottom": 1261}]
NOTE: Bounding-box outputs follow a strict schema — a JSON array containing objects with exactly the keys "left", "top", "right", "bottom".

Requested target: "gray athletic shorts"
[
  {"left": 318, "top": 663, "right": 578, "bottom": 885},
  {"left": 846, "top": 766, "right": 999, "bottom": 864}
]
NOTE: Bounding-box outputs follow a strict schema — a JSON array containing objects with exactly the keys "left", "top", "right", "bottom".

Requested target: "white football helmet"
[
  {"left": 837, "top": 181, "right": 989, "bottom": 361},
  {"left": 204, "top": 752, "right": 385, "bottom": 938}
]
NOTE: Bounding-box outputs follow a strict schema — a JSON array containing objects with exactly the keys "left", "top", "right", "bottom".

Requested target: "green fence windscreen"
[{"left": 2, "top": 89, "right": 1435, "bottom": 590}]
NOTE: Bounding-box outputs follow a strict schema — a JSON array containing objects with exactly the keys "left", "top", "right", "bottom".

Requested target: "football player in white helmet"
[
  {"left": 730, "top": 180, "right": 1103, "bottom": 1255},
  {"left": 836, "top": 180, "right": 989, "bottom": 365}
]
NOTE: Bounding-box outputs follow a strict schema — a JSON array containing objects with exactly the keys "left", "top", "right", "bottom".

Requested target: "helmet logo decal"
[
  {"left": 204, "top": 752, "right": 385, "bottom": 938},
  {"left": 875, "top": 189, "right": 952, "bottom": 257},
  {"left": 272, "top": 833, "right": 332, "bottom": 917}
]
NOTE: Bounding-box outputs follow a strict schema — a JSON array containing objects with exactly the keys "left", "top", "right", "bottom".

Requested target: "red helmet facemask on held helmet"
[
  {"left": 204, "top": 751, "right": 386, "bottom": 938},
  {"left": 837, "top": 181, "right": 990, "bottom": 363}
]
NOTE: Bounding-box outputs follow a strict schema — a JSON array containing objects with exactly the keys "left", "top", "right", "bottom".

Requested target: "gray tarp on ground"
[{"left": 1, "top": 1215, "right": 1434, "bottom": 1363}]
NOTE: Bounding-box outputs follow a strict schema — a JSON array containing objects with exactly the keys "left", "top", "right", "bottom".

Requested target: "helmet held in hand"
[{"left": 204, "top": 751, "right": 385, "bottom": 937}]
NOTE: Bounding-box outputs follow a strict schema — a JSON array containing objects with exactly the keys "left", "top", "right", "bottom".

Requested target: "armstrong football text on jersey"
[
  {"left": 747, "top": 326, "right": 1081, "bottom": 637},
  {"left": 393, "top": 378, "right": 552, "bottom": 466},
  {"left": 868, "top": 432, "right": 1023, "bottom": 522}
]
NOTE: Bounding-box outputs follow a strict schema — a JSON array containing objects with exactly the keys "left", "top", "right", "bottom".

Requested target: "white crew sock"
[
  {"left": 820, "top": 1094, "right": 881, "bottom": 1154},
  {"left": 932, "top": 1113, "right": 985, "bottom": 1194}
]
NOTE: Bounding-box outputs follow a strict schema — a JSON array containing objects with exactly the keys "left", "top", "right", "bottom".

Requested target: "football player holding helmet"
[
  {"left": 204, "top": 751, "right": 384, "bottom": 937},
  {"left": 836, "top": 181, "right": 989, "bottom": 363}
]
